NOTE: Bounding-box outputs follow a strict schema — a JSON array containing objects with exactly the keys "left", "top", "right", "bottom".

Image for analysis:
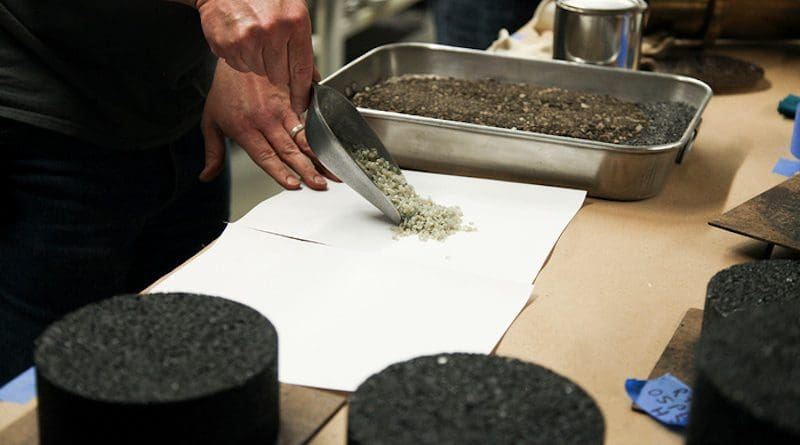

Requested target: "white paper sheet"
[
  {"left": 153, "top": 224, "right": 531, "bottom": 391},
  {"left": 236, "top": 170, "right": 586, "bottom": 284}
]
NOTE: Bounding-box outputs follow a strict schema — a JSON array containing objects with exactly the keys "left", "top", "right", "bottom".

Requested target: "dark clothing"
[
  {"left": 0, "top": 1, "right": 229, "bottom": 383},
  {"left": 0, "top": 1, "right": 216, "bottom": 150},
  {"left": 0, "top": 119, "right": 231, "bottom": 383},
  {"left": 432, "top": 0, "right": 540, "bottom": 50}
]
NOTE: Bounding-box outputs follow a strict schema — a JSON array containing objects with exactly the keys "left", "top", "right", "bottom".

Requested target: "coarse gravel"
[{"left": 350, "top": 146, "right": 474, "bottom": 240}]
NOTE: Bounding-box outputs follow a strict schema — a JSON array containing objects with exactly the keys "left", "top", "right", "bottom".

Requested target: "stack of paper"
[{"left": 153, "top": 171, "right": 585, "bottom": 391}]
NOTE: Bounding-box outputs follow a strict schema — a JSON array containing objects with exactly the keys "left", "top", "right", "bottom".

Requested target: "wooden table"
[
  {"left": 309, "top": 44, "right": 800, "bottom": 444},
  {"left": 2, "top": 44, "right": 798, "bottom": 444}
]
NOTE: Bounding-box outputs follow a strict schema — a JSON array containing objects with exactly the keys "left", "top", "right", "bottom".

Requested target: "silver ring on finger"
[{"left": 289, "top": 123, "right": 305, "bottom": 140}]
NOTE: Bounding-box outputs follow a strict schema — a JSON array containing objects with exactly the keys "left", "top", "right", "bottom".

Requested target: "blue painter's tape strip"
[
  {"left": 625, "top": 373, "right": 692, "bottom": 428},
  {"left": 773, "top": 158, "right": 800, "bottom": 177},
  {"left": 0, "top": 367, "right": 36, "bottom": 404},
  {"left": 791, "top": 103, "right": 800, "bottom": 159}
]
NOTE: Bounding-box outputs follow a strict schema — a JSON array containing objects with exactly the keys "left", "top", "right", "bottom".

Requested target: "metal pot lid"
[{"left": 556, "top": 0, "right": 647, "bottom": 14}]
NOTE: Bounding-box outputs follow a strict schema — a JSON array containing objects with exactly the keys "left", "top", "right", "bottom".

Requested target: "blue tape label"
[
  {"left": 772, "top": 158, "right": 800, "bottom": 177},
  {"left": 625, "top": 373, "right": 692, "bottom": 427},
  {"left": 0, "top": 367, "right": 37, "bottom": 404}
]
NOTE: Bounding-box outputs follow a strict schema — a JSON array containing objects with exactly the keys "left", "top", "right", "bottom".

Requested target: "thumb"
[{"left": 199, "top": 123, "right": 227, "bottom": 182}]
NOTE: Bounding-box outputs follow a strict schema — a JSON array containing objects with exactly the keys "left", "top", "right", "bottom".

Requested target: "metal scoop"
[{"left": 305, "top": 82, "right": 403, "bottom": 225}]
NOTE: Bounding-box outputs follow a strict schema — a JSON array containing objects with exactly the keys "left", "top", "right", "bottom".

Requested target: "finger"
[
  {"left": 266, "top": 118, "right": 327, "bottom": 190},
  {"left": 238, "top": 130, "right": 302, "bottom": 190},
  {"left": 199, "top": 122, "right": 226, "bottom": 182},
  {"left": 312, "top": 66, "right": 322, "bottom": 82},
  {"left": 287, "top": 24, "right": 314, "bottom": 115},
  {"left": 295, "top": 131, "right": 340, "bottom": 182}
]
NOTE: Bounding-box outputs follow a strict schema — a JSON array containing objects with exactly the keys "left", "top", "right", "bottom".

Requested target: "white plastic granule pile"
[{"left": 350, "top": 147, "right": 475, "bottom": 241}]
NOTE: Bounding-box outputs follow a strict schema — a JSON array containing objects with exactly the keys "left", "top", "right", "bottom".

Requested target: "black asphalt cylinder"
[
  {"left": 34, "top": 293, "right": 279, "bottom": 445},
  {"left": 687, "top": 301, "right": 800, "bottom": 444},
  {"left": 703, "top": 259, "right": 800, "bottom": 329},
  {"left": 348, "top": 353, "right": 605, "bottom": 445}
]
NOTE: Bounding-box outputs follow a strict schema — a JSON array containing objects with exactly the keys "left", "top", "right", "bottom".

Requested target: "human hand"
[
  {"left": 194, "top": 0, "right": 315, "bottom": 115},
  {"left": 199, "top": 60, "right": 337, "bottom": 190}
]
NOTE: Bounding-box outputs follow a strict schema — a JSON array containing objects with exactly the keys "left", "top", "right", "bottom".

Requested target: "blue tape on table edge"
[
  {"left": 0, "top": 367, "right": 36, "bottom": 404},
  {"left": 791, "top": 102, "right": 800, "bottom": 159},
  {"left": 773, "top": 158, "right": 800, "bottom": 177},
  {"left": 625, "top": 373, "right": 692, "bottom": 428}
]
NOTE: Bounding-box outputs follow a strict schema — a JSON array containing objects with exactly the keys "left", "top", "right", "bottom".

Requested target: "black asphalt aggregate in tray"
[
  {"left": 348, "top": 353, "right": 604, "bottom": 445},
  {"left": 687, "top": 301, "right": 800, "bottom": 444},
  {"left": 34, "top": 293, "right": 279, "bottom": 445},
  {"left": 703, "top": 259, "right": 800, "bottom": 328},
  {"left": 352, "top": 75, "right": 696, "bottom": 146}
]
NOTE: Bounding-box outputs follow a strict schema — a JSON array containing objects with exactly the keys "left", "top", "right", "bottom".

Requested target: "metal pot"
[{"left": 553, "top": 0, "right": 648, "bottom": 69}]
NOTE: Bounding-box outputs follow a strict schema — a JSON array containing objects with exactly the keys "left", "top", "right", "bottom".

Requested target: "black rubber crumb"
[
  {"left": 348, "top": 353, "right": 604, "bottom": 445},
  {"left": 351, "top": 75, "right": 697, "bottom": 146},
  {"left": 34, "top": 293, "right": 278, "bottom": 403},
  {"left": 704, "top": 260, "right": 800, "bottom": 327},
  {"left": 632, "top": 101, "right": 696, "bottom": 146},
  {"left": 688, "top": 302, "right": 800, "bottom": 444}
]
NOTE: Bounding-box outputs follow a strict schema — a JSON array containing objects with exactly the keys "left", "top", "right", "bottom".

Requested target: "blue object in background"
[
  {"left": 625, "top": 373, "right": 692, "bottom": 428},
  {"left": 431, "top": 0, "right": 541, "bottom": 50},
  {"left": 773, "top": 102, "right": 800, "bottom": 177},
  {"left": 0, "top": 367, "right": 36, "bottom": 404},
  {"left": 778, "top": 95, "right": 799, "bottom": 118},
  {"left": 616, "top": 15, "right": 629, "bottom": 68},
  {"left": 792, "top": 102, "right": 800, "bottom": 158},
  {"left": 772, "top": 158, "right": 800, "bottom": 176}
]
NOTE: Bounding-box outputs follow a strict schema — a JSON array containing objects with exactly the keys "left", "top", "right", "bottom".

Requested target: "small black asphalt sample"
[
  {"left": 348, "top": 353, "right": 604, "bottom": 445},
  {"left": 703, "top": 260, "right": 800, "bottom": 328},
  {"left": 687, "top": 302, "right": 800, "bottom": 444},
  {"left": 34, "top": 293, "right": 279, "bottom": 445}
]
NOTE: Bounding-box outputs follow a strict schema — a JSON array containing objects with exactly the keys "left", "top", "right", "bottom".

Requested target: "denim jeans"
[
  {"left": 432, "top": 0, "right": 541, "bottom": 50},
  {"left": 0, "top": 119, "right": 230, "bottom": 383}
]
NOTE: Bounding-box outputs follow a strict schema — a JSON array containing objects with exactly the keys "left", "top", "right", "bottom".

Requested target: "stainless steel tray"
[{"left": 322, "top": 43, "right": 712, "bottom": 200}]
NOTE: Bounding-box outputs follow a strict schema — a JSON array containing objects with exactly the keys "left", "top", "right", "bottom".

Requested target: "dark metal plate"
[
  {"left": 641, "top": 50, "right": 764, "bottom": 93},
  {"left": 709, "top": 175, "right": 800, "bottom": 252},
  {"left": 632, "top": 308, "right": 702, "bottom": 413}
]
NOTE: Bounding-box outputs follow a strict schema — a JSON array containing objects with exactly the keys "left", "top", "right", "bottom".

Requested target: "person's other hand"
[
  {"left": 195, "top": 0, "right": 315, "bottom": 115},
  {"left": 199, "top": 60, "right": 336, "bottom": 190}
]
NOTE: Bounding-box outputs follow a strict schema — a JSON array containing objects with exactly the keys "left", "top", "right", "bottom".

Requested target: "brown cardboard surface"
[
  {"left": 0, "top": 401, "right": 36, "bottom": 445},
  {"left": 310, "top": 45, "right": 800, "bottom": 443},
  {"left": 0, "top": 384, "right": 345, "bottom": 445},
  {"left": 277, "top": 385, "right": 347, "bottom": 445}
]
